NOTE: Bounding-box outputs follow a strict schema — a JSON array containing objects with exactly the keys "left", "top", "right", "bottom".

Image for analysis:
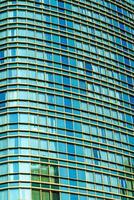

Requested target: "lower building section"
[{"left": 1, "top": 141, "right": 134, "bottom": 200}]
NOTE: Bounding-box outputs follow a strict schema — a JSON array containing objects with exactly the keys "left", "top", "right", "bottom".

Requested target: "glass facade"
[{"left": 0, "top": 0, "right": 134, "bottom": 199}]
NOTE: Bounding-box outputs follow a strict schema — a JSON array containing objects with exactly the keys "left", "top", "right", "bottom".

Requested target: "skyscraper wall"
[{"left": 0, "top": 0, "right": 134, "bottom": 200}]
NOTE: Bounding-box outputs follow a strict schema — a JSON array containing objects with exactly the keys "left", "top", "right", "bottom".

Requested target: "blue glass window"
[
  {"left": 54, "top": 54, "right": 60, "bottom": 63},
  {"left": 1, "top": 164, "right": 8, "bottom": 174},
  {"left": 85, "top": 62, "right": 92, "bottom": 70},
  {"left": 44, "top": 0, "right": 49, "bottom": 4},
  {"left": 67, "top": 144, "right": 75, "bottom": 154},
  {"left": 116, "top": 37, "right": 121, "bottom": 44},
  {"left": 58, "top": 0, "right": 64, "bottom": 8},
  {"left": 70, "top": 179, "right": 77, "bottom": 186},
  {"left": 61, "top": 193, "right": 69, "bottom": 199},
  {"left": 74, "top": 122, "right": 82, "bottom": 132},
  {"left": 9, "top": 113, "right": 18, "bottom": 123},
  {"left": 63, "top": 76, "right": 70, "bottom": 85},
  {"left": 120, "top": 74, "right": 126, "bottom": 82},
  {"left": 12, "top": 11, "right": 17, "bottom": 17},
  {"left": 56, "top": 96, "right": 63, "bottom": 104},
  {"left": 46, "top": 15, "right": 50, "bottom": 23},
  {"left": 65, "top": 2, "right": 72, "bottom": 10},
  {"left": 124, "top": 57, "right": 130, "bottom": 65},
  {"left": 51, "top": 16, "right": 58, "bottom": 24},
  {"left": 119, "top": 22, "right": 125, "bottom": 30},
  {"left": 73, "top": 99, "right": 80, "bottom": 109},
  {"left": 78, "top": 169, "right": 85, "bottom": 180},
  {"left": 52, "top": 34, "right": 59, "bottom": 42},
  {"left": 70, "top": 57, "right": 76, "bottom": 66},
  {"left": 52, "top": 0, "right": 58, "bottom": 6},
  {"left": 45, "top": 33, "right": 51, "bottom": 41},
  {"left": 9, "top": 189, "right": 19, "bottom": 200},
  {"left": 126, "top": 114, "right": 132, "bottom": 123},
  {"left": 48, "top": 95, "right": 54, "bottom": 104},
  {"left": 0, "top": 190, "right": 8, "bottom": 200},
  {"left": 123, "top": 93, "right": 129, "bottom": 102},
  {"left": 79, "top": 80, "right": 86, "bottom": 89},
  {"left": 86, "top": 71, "right": 92, "bottom": 76},
  {"left": 76, "top": 145, "right": 83, "bottom": 155},
  {"left": 127, "top": 76, "right": 133, "bottom": 85},
  {"left": 46, "top": 52, "right": 52, "bottom": 61},
  {"left": 0, "top": 102, "right": 5, "bottom": 107},
  {"left": 128, "top": 135, "right": 133, "bottom": 145},
  {"left": 70, "top": 194, "right": 78, "bottom": 200},
  {"left": 0, "top": 50, "right": 4, "bottom": 59},
  {"left": 93, "top": 148, "right": 100, "bottom": 158},
  {"left": 64, "top": 97, "right": 71, "bottom": 107},
  {"left": 130, "top": 96, "right": 134, "bottom": 104},
  {"left": 20, "top": 114, "right": 28, "bottom": 123},
  {"left": 35, "top": 0, "right": 40, "bottom": 6},
  {"left": 66, "top": 120, "right": 73, "bottom": 130},
  {"left": 62, "top": 56, "right": 68, "bottom": 65},
  {"left": 11, "top": 0, "right": 17, "bottom": 4},
  {"left": 59, "top": 18, "right": 66, "bottom": 26},
  {"left": 67, "top": 20, "right": 73, "bottom": 28},
  {"left": 122, "top": 39, "right": 127, "bottom": 47},
  {"left": 101, "top": 128, "right": 106, "bottom": 142},
  {"left": 57, "top": 118, "right": 65, "bottom": 129},
  {"left": 120, "top": 179, "right": 127, "bottom": 188},
  {"left": 8, "top": 69, "right": 17, "bottom": 77},
  {"left": 68, "top": 38, "right": 74, "bottom": 47},
  {"left": 0, "top": 92, "right": 5, "bottom": 101},
  {"left": 71, "top": 78, "right": 78, "bottom": 87},
  {"left": 58, "top": 142, "right": 66, "bottom": 152},
  {"left": 60, "top": 36, "right": 67, "bottom": 45},
  {"left": 65, "top": 108, "right": 72, "bottom": 113},
  {"left": 117, "top": 6, "right": 122, "bottom": 13},
  {"left": 60, "top": 167, "right": 68, "bottom": 177},
  {"left": 69, "top": 168, "right": 77, "bottom": 179},
  {"left": 11, "top": 48, "right": 16, "bottom": 56},
  {"left": 58, "top": 0, "right": 64, "bottom": 12},
  {"left": 79, "top": 196, "right": 87, "bottom": 200}
]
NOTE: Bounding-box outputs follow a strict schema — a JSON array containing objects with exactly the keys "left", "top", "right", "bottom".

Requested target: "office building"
[{"left": 0, "top": 0, "right": 134, "bottom": 199}]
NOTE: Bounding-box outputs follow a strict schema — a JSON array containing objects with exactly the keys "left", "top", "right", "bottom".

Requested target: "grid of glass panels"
[{"left": 0, "top": 0, "right": 134, "bottom": 200}]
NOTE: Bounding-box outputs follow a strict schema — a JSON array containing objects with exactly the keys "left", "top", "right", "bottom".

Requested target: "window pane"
[
  {"left": 0, "top": 190, "right": 8, "bottom": 200},
  {"left": 42, "top": 191, "right": 49, "bottom": 200},
  {"left": 41, "top": 164, "right": 49, "bottom": 175},
  {"left": 32, "top": 190, "right": 40, "bottom": 200},
  {"left": 52, "top": 192, "right": 59, "bottom": 200},
  {"left": 9, "top": 189, "right": 19, "bottom": 200}
]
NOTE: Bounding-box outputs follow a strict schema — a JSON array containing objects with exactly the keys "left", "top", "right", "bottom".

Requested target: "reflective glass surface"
[{"left": 0, "top": 0, "right": 134, "bottom": 200}]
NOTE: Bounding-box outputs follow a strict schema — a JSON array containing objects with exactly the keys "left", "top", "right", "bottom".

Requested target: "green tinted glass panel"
[
  {"left": 32, "top": 190, "right": 40, "bottom": 200},
  {"left": 42, "top": 191, "right": 50, "bottom": 200}
]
